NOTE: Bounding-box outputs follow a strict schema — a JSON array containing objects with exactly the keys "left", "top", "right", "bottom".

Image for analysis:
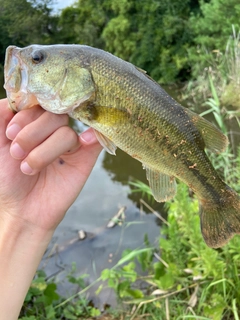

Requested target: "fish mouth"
[{"left": 4, "top": 46, "right": 38, "bottom": 112}]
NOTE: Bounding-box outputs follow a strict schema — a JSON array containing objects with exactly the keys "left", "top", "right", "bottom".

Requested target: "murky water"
[{"left": 40, "top": 149, "right": 162, "bottom": 307}]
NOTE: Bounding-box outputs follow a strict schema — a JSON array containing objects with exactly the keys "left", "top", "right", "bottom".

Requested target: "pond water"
[{"left": 40, "top": 146, "right": 163, "bottom": 307}]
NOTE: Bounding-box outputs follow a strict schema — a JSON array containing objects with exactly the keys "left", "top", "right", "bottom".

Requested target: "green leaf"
[
  {"left": 125, "top": 288, "right": 144, "bottom": 299},
  {"left": 45, "top": 305, "right": 56, "bottom": 319},
  {"left": 115, "top": 248, "right": 153, "bottom": 268},
  {"left": 90, "top": 308, "right": 101, "bottom": 317},
  {"left": 43, "top": 283, "right": 59, "bottom": 303}
]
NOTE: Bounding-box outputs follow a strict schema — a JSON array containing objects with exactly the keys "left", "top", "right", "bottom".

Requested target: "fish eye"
[{"left": 31, "top": 50, "right": 45, "bottom": 64}]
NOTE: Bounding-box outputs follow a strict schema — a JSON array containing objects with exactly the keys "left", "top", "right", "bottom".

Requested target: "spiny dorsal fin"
[
  {"left": 144, "top": 165, "right": 177, "bottom": 202},
  {"left": 185, "top": 108, "right": 228, "bottom": 153}
]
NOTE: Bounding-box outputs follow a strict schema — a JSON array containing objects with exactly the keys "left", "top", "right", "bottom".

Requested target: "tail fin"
[{"left": 200, "top": 187, "right": 240, "bottom": 248}]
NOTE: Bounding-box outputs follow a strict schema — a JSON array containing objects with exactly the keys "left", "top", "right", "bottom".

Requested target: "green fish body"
[{"left": 4, "top": 44, "right": 240, "bottom": 247}]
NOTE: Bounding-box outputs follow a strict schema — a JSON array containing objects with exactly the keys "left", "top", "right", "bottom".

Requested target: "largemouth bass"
[{"left": 4, "top": 44, "right": 240, "bottom": 248}]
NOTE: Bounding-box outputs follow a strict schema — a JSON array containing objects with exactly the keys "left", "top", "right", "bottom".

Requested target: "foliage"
[
  {"left": 19, "top": 266, "right": 101, "bottom": 320},
  {"left": 101, "top": 182, "right": 240, "bottom": 319},
  {"left": 2, "top": 0, "right": 240, "bottom": 84},
  {"left": 188, "top": 0, "right": 240, "bottom": 79},
  {"left": 184, "top": 26, "right": 240, "bottom": 108},
  {"left": 102, "top": 0, "right": 195, "bottom": 83},
  {"left": 183, "top": 47, "right": 240, "bottom": 193},
  {"left": 0, "top": 0, "right": 59, "bottom": 63},
  {"left": 199, "top": 82, "right": 240, "bottom": 192},
  {"left": 58, "top": 0, "right": 107, "bottom": 48}
]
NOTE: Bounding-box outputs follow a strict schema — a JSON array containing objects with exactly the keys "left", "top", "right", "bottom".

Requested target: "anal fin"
[
  {"left": 144, "top": 166, "right": 177, "bottom": 202},
  {"left": 94, "top": 130, "right": 117, "bottom": 155}
]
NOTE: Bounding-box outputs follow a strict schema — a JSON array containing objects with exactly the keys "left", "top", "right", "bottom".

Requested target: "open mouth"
[{"left": 4, "top": 46, "right": 38, "bottom": 111}]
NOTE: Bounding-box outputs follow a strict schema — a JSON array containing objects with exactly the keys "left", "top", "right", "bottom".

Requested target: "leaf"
[
  {"left": 95, "top": 284, "right": 103, "bottom": 295},
  {"left": 125, "top": 288, "right": 144, "bottom": 299},
  {"left": 42, "top": 283, "right": 59, "bottom": 305},
  {"left": 45, "top": 305, "right": 56, "bottom": 319},
  {"left": 151, "top": 289, "right": 168, "bottom": 295},
  {"left": 101, "top": 269, "right": 112, "bottom": 280},
  {"left": 159, "top": 272, "right": 175, "bottom": 290},
  {"left": 63, "top": 308, "right": 78, "bottom": 320},
  {"left": 90, "top": 308, "right": 101, "bottom": 317},
  {"left": 115, "top": 248, "right": 153, "bottom": 268},
  {"left": 188, "top": 285, "right": 199, "bottom": 308}
]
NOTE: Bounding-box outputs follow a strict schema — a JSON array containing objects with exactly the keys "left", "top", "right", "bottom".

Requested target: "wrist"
[
  {"left": 0, "top": 209, "right": 54, "bottom": 246},
  {"left": 0, "top": 211, "right": 53, "bottom": 320}
]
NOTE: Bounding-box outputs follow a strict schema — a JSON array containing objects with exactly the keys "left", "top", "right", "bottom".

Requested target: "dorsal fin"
[{"left": 185, "top": 108, "right": 228, "bottom": 153}]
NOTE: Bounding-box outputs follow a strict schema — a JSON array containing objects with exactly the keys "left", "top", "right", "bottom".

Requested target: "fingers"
[
  {"left": 0, "top": 99, "right": 15, "bottom": 144},
  {"left": 8, "top": 110, "right": 69, "bottom": 159},
  {"left": 6, "top": 105, "right": 68, "bottom": 141},
  {"left": 80, "top": 128, "right": 99, "bottom": 145},
  {"left": 21, "top": 128, "right": 101, "bottom": 175},
  {"left": 5, "top": 103, "right": 102, "bottom": 175},
  {"left": 21, "top": 126, "right": 80, "bottom": 174}
]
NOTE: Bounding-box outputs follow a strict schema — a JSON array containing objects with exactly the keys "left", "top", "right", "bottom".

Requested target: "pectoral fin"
[
  {"left": 144, "top": 166, "right": 177, "bottom": 202},
  {"left": 94, "top": 130, "right": 117, "bottom": 155},
  {"left": 185, "top": 108, "right": 228, "bottom": 153}
]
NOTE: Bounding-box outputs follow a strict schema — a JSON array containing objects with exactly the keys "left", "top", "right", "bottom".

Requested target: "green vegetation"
[
  {"left": 19, "top": 266, "right": 101, "bottom": 319},
  {"left": 1, "top": 0, "right": 240, "bottom": 318},
  {"left": 102, "top": 182, "right": 240, "bottom": 320},
  {"left": 1, "top": 0, "right": 240, "bottom": 84},
  {"left": 20, "top": 177, "right": 240, "bottom": 319}
]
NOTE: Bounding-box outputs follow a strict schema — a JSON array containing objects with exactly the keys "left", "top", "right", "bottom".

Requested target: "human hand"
[
  {"left": 0, "top": 98, "right": 102, "bottom": 232},
  {"left": 0, "top": 97, "right": 102, "bottom": 319}
]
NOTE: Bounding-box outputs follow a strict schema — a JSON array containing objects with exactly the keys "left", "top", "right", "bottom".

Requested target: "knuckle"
[
  {"left": 27, "top": 151, "right": 46, "bottom": 170},
  {"left": 14, "top": 105, "right": 44, "bottom": 123},
  {"left": 48, "top": 112, "right": 69, "bottom": 127},
  {"left": 14, "top": 127, "right": 34, "bottom": 150},
  {"left": 59, "top": 126, "right": 78, "bottom": 144}
]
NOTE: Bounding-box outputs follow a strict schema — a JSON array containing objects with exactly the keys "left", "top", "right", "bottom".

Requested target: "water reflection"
[{"left": 102, "top": 148, "right": 166, "bottom": 216}]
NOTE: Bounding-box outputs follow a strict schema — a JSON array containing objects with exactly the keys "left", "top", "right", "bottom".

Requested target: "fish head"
[{"left": 4, "top": 45, "right": 95, "bottom": 114}]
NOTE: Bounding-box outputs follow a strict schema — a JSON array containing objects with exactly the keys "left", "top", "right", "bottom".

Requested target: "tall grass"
[
  {"left": 184, "top": 25, "right": 240, "bottom": 110},
  {"left": 198, "top": 74, "right": 240, "bottom": 192}
]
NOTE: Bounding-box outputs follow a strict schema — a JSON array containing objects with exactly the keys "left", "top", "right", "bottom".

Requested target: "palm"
[{"left": 0, "top": 100, "right": 102, "bottom": 231}]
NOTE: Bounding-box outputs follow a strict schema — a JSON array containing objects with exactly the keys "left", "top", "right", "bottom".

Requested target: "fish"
[{"left": 3, "top": 44, "right": 240, "bottom": 248}]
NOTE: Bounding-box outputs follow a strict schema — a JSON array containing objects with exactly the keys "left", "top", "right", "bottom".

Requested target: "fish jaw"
[
  {"left": 4, "top": 45, "right": 96, "bottom": 115},
  {"left": 4, "top": 46, "right": 38, "bottom": 112}
]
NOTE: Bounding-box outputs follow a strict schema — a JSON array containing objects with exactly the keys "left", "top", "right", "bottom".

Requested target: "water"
[{"left": 39, "top": 149, "right": 162, "bottom": 307}]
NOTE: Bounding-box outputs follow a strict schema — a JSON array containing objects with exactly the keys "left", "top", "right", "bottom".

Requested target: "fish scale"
[{"left": 4, "top": 44, "right": 240, "bottom": 248}]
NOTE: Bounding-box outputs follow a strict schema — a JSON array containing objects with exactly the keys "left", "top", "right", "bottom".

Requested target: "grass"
[
  {"left": 184, "top": 25, "right": 240, "bottom": 110},
  {"left": 102, "top": 181, "right": 240, "bottom": 319}
]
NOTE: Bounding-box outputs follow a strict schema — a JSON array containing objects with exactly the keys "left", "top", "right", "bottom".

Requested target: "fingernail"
[
  {"left": 6, "top": 124, "right": 21, "bottom": 140},
  {"left": 10, "top": 143, "right": 26, "bottom": 159},
  {"left": 80, "top": 129, "right": 96, "bottom": 143},
  {"left": 21, "top": 162, "right": 33, "bottom": 175}
]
